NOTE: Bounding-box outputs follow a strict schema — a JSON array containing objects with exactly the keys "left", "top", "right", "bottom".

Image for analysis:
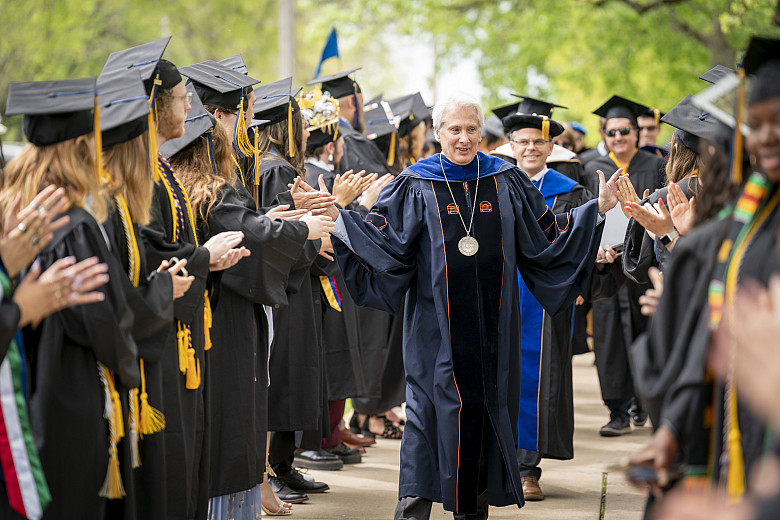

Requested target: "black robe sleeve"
[{"left": 0, "top": 301, "right": 21, "bottom": 363}]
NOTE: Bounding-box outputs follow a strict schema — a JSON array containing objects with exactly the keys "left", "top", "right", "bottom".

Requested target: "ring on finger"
[
  {"left": 17, "top": 222, "right": 28, "bottom": 233},
  {"left": 37, "top": 205, "right": 47, "bottom": 216},
  {"left": 31, "top": 234, "right": 40, "bottom": 246}
]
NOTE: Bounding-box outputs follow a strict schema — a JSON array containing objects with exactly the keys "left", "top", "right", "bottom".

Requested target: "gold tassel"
[
  {"left": 541, "top": 116, "right": 550, "bottom": 141},
  {"left": 185, "top": 350, "right": 201, "bottom": 390},
  {"left": 254, "top": 128, "right": 260, "bottom": 186},
  {"left": 99, "top": 445, "right": 126, "bottom": 499},
  {"left": 138, "top": 358, "right": 165, "bottom": 435},
  {"left": 177, "top": 322, "right": 188, "bottom": 374},
  {"left": 148, "top": 76, "right": 163, "bottom": 181},
  {"left": 653, "top": 108, "right": 660, "bottom": 127},
  {"left": 128, "top": 388, "right": 141, "bottom": 468},
  {"left": 204, "top": 291, "right": 213, "bottom": 351},
  {"left": 732, "top": 67, "right": 746, "bottom": 185},
  {"left": 388, "top": 132, "right": 396, "bottom": 167},
  {"left": 288, "top": 100, "right": 295, "bottom": 158}
]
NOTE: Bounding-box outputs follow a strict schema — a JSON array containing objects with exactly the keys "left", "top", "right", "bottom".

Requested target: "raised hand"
[
  {"left": 288, "top": 176, "right": 336, "bottom": 213},
  {"left": 358, "top": 173, "right": 394, "bottom": 210},
  {"left": 667, "top": 182, "right": 696, "bottom": 236},
  {"left": 625, "top": 199, "right": 675, "bottom": 242},
  {"left": 265, "top": 204, "right": 307, "bottom": 221},
  {"left": 0, "top": 186, "right": 71, "bottom": 277},
  {"left": 638, "top": 267, "right": 664, "bottom": 317},
  {"left": 202, "top": 231, "right": 245, "bottom": 270},
  {"left": 301, "top": 211, "right": 336, "bottom": 240},
  {"left": 596, "top": 168, "right": 621, "bottom": 216},
  {"left": 616, "top": 175, "right": 641, "bottom": 219},
  {"left": 333, "top": 169, "right": 374, "bottom": 208}
]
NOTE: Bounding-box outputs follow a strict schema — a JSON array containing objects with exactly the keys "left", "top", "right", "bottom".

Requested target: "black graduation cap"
[
  {"left": 364, "top": 101, "right": 398, "bottom": 166},
  {"left": 101, "top": 37, "right": 181, "bottom": 95},
  {"left": 742, "top": 36, "right": 780, "bottom": 105},
  {"left": 308, "top": 68, "right": 361, "bottom": 99},
  {"left": 6, "top": 78, "right": 96, "bottom": 146},
  {"left": 699, "top": 65, "right": 736, "bottom": 84},
  {"left": 97, "top": 69, "right": 150, "bottom": 149},
  {"left": 179, "top": 60, "right": 260, "bottom": 111},
  {"left": 252, "top": 77, "right": 301, "bottom": 126},
  {"left": 491, "top": 101, "right": 520, "bottom": 121},
  {"left": 501, "top": 113, "right": 564, "bottom": 140},
  {"left": 661, "top": 94, "right": 728, "bottom": 153},
  {"left": 363, "top": 95, "right": 383, "bottom": 111},
  {"left": 159, "top": 82, "right": 216, "bottom": 159},
  {"left": 482, "top": 115, "right": 506, "bottom": 139},
  {"left": 593, "top": 95, "right": 648, "bottom": 123},
  {"left": 388, "top": 92, "right": 428, "bottom": 138},
  {"left": 218, "top": 54, "right": 249, "bottom": 76},
  {"left": 512, "top": 94, "right": 567, "bottom": 117}
]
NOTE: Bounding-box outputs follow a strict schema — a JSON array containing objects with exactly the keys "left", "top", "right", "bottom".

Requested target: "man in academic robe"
[
  {"left": 502, "top": 111, "right": 594, "bottom": 501},
  {"left": 585, "top": 95, "right": 666, "bottom": 436},
  {"left": 325, "top": 92, "right": 620, "bottom": 519}
]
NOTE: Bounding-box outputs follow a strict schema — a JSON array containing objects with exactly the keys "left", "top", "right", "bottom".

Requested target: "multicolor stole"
[
  {"left": 707, "top": 172, "right": 779, "bottom": 502},
  {"left": 319, "top": 276, "right": 342, "bottom": 312},
  {"left": 158, "top": 155, "right": 213, "bottom": 390},
  {"left": 114, "top": 193, "right": 165, "bottom": 474},
  {"left": 0, "top": 267, "right": 51, "bottom": 519}
]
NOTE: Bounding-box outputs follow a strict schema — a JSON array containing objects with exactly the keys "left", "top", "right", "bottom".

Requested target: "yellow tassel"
[
  {"left": 186, "top": 350, "right": 201, "bottom": 390},
  {"left": 732, "top": 67, "right": 746, "bottom": 185},
  {"left": 653, "top": 108, "right": 660, "bottom": 127},
  {"left": 288, "top": 100, "right": 295, "bottom": 158},
  {"left": 147, "top": 76, "right": 163, "bottom": 182},
  {"left": 388, "top": 132, "right": 396, "bottom": 167},
  {"left": 138, "top": 358, "right": 165, "bottom": 435},
  {"left": 128, "top": 388, "right": 141, "bottom": 468},
  {"left": 177, "top": 323, "right": 188, "bottom": 374},
  {"left": 99, "top": 445, "right": 126, "bottom": 499},
  {"left": 542, "top": 116, "right": 550, "bottom": 141},
  {"left": 234, "top": 94, "right": 256, "bottom": 158},
  {"left": 204, "top": 291, "right": 213, "bottom": 351},
  {"left": 726, "top": 386, "right": 746, "bottom": 502},
  {"left": 254, "top": 127, "right": 260, "bottom": 186}
]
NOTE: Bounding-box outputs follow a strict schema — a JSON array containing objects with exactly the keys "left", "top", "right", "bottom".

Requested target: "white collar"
[
  {"left": 530, "top": 168, "right": 549, "bottom": 182},
  {"left": 305, "top": 157, "right": 333, "bottom": 172}
]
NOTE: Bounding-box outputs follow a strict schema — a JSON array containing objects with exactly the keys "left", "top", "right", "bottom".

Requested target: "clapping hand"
[
  {"left": 157, "top": 258, "right": 195, "bottom": 300},
  {"left": 288, "top": 177, "right": 336, "bottom": 214},
  {"left": 332, "top": 169, "right": 375, "bottom": 208},
  {"left": 667, "top": 182, "right": 695, "bottom": 236},
  {"left": 202, "top": 231, "right": 251, "bottom": 271},
  {"left": 265, "top": 204, "right": 308, "bottom": 221},
  {"left": 596, "top": 168, "right": 621, "bottom": 216},
  {"left": 625, "top": 199, "right": 675, "bottom": 243},
  {"left": 358, "top": 173, "right": 395, "bottom": 210}
]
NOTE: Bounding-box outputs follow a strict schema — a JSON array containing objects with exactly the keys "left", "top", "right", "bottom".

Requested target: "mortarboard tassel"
[
  {"left": 138, "top": 358, "right": 165, "bottom": 435},
  {"left": 98, "top": 364, "right": 126, "bottom": 499},
  {"left": 352, "top": 82, "right": 359, "bottom": 129},
  {"left": 731, "top": 67, "right": 746, "bottom": 185},
  {"left": 541, "top": 116, "right": 550, "bottom": 141},
  {"left": 288, "top": 100, "right": 294, "bottom": 158},
  {"left": 147, "top": 76, "right": 163, "bottom": 181},
  {"left": 388, "top": 132, "right": 396, "bottom": 167},
  {"left": 254, "top": 127, "right": 260, "bottom": 186},
  {"left": 234, "top": 93, "right": 256, "bottom": 160},
  {"left": 204, "top": 291, "right": 213, "bottom": 351},
  {"left": 653, "top": 108, "right": 660, "bottom": 127}
]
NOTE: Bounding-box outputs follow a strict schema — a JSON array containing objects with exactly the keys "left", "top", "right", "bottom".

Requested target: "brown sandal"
[{"left": 378, "top": 415, "right": 403, "bottom": 439}]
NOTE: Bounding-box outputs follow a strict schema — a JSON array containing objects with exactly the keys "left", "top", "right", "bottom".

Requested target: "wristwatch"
[{"left": 660, "top": 229, "right": 679, "bottom": 246}]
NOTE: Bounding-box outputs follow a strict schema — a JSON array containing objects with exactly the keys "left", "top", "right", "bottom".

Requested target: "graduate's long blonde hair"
[
  {"left": 0, "top": 134, "right": 108, "bottom": 222},
  {"left": 102, "top": 131, "right": 154, "bottom": 225}
]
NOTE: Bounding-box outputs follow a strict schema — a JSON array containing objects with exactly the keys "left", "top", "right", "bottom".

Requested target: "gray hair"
[{"left": 432, "top": 92, "right": 485, "bottom": 131}]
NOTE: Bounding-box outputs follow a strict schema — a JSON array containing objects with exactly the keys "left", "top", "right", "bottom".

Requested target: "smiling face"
[
  {"left": 747, "top": 96, "right": 780, "bottom": 183},
  {"left": 435, "top": 105, "right": 481, "bottom": 165},
  {"left": 510, "top": 127, "right": 553, "bottom": 176},
  {"left": 604, "top": 117, "right": 638, "bottom": 159}
]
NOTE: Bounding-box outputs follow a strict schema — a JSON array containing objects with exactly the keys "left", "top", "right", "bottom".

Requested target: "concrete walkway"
[{"left": 287, "top": 353, "right": 650, "bottom": 519}]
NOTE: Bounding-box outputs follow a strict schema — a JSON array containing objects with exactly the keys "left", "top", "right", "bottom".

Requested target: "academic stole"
[
  {"left": 707, "top": 173, "right": 779, "bottom": 502},
  {"left": 115, "top": 193, "right": 165, "bottom": 473},
  {"left": 608, "top": 151, "right": 633, "bottom": 176},
  {"left": 0, "top": 267, "right": 51, "bottom": 519},
  {"left": 320, "top": 276, "right": 342, "bottom": 312},
  {"left": 158, "top": 156, "right": 212, "bottom": 390}
]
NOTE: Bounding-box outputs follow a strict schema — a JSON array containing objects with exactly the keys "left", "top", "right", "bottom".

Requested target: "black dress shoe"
[
  {"left": 324, "top": 443, "right": 362, "bottom": 464},
  {"left": 629, "top": 398, "right": 648, "bottom": 427},
  {"left": 268, "top": 476, "right": 309, "bottom": 503},
  {"left": 277, "top": 468, "right": 330, "bottom": 493},
  {"left": 599, "top": 415, "right": 631, "bottom": 437},
  {"left": 293, "top": 449, "right": 343, "bottom": 471}
]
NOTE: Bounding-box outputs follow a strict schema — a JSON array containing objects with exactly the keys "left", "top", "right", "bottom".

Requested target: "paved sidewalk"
[{"left": 287, "top": 352, "right": 650, "bottom": 519}]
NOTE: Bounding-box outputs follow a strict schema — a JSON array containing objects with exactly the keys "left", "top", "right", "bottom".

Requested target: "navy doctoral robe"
[{"left": 331, "top": 152, "right": 604, "bottom": 514}]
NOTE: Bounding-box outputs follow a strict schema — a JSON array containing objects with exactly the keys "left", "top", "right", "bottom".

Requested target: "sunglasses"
[{"left": 605, "top": 127, "right": 633, "bottom": 137}]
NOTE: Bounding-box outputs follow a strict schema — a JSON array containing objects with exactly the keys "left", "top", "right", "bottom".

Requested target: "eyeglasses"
[
  {"left": 173, "top": 92, "right": 194, "bottom": 104},
  {"left": 512, "top": 138, "right": 549, "bottom": 148},
  {"left": 605, "top": 127, "right": 633, "bottom": 137}
]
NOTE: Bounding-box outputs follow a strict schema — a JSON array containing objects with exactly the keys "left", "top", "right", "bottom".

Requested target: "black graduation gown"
[
  {"left": 339, "top": 124, "right": 393, "bottom": 176},
  {"left": 24, "top": 207, "right": 139, "bottom": 520},
  {"left": 332, "top": 152, "right": 604, "bottom": 514},
  {"left": 305, "top": 161, "right": 367, "bottom": 400},
  {"left": 139, "top": 160, "right": 211, "bottom": 520},
  {"left": 103, "top": 206, "right": 174, "bottom": 520},
  {"left": 630, "top": 186, "right": 780, "bottom": 480},
  {"left": 199, "top": 180, "right": 308, "bottom": 497},
  {"left": 255, "top": 157, "right": 323, "bottom": 434},
  {"left": 517, "top": 170, "right": 593, "bottom": 462},
  {"left": 585, "top": 150, "right": 665, "bottom": 402},
  {"left": 622, "top": 175, "right": 698, "bottom": 283}
]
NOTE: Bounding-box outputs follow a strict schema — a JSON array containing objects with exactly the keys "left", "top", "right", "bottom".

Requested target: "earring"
[{"left": 328, "top": 153, "right": 334, "bottom": 164}]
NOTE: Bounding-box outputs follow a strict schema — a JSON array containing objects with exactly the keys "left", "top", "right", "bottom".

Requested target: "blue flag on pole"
[{"left": 314, "top": 27, "right": 339, "bottom": 79}]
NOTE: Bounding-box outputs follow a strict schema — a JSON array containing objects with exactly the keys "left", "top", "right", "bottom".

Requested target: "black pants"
[
  {"left": 393, "top": 492, "right": 489, "bottom": 520},
  {"left": 269, "top": 430, "right": 296, "bottom": 476},
  {"left": 516, "top": 448, "right": 542, "bottom": 479}
]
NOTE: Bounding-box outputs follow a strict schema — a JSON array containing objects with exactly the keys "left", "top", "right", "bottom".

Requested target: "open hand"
[
  {"left": 265, "top": 204, "right": 307, "bottom": 221},
  {"left": 301, "top": 211, "right": 336, "bottom": 240},
  {"left": 288, "top": 176, "right": 336, "bottom": 213},
  {"left": 625, "top": 199, "right": 675, "bottom": 242},
  {"left": 667, "top": 182, "right": 695, "bottom": 236},
  {"left": 203, "top": 231, "right": 245, "bottom": 270},
  {"left": 616, "top": 175, "right": 641, "bottom": 219},
  {"left": 596, "top": 168, "right": 621, "bottom": 216},
  {"left": 358, "top": 173, "right": 395, "bottom": 210}
]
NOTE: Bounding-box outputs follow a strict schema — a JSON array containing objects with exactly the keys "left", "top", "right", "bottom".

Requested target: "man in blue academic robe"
[{"left": 323, "top": 93, "right": 620, "bottom": 519}]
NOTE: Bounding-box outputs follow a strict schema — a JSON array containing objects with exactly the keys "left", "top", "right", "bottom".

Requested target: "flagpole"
[{"left": 278, "top": 0, "right": 295, "bottom": 79}]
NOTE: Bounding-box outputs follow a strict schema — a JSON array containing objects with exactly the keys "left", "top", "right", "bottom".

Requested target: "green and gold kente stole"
[{"left": 707, "top": 172, "right": 779, "bottom": 502}]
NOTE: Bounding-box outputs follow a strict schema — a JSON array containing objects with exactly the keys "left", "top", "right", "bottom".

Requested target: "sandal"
[{"left": 377, "top": 415, "right": 403, "bottom": 439}]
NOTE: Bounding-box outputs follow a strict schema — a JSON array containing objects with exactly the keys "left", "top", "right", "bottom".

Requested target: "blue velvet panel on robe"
[{"left": 332, "top": 153, "right": 604, "bottom": 514}]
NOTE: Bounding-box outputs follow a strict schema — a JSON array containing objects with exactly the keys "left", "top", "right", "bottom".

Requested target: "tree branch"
[{"left": 591, "top": 0, "right": 689, "bottom": 14}]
